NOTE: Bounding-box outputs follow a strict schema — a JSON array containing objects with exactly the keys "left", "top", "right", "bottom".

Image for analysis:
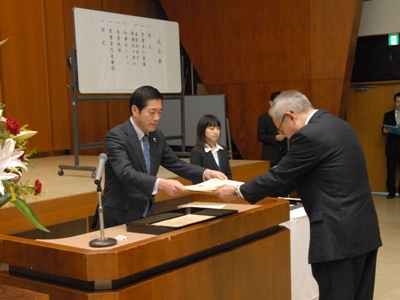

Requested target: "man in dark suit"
[
  {"left": 92, "top": 86, "right": 227, "bottom": 229},
  {"left": 382, "top": 91, "right": 400, "bottom": 199},
  {"left": 257, "top": 91, "right": 288, "bottom": 167},
  {"left": 215, "top": 90, "right": 382, "bottom": 300}
]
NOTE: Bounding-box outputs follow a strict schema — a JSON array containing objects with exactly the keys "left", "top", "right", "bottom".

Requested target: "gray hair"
[{"left": 269, "top": 90, "right": 313, "bottom": 120}]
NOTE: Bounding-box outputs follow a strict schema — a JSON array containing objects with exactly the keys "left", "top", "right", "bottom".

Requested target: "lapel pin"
[{"left": 153, "top": 138, "right": 156, "bottom": 142}]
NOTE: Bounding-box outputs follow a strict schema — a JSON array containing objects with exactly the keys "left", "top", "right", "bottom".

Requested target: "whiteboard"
[
  {"left": 73, "top": 7, "right": 181, "bottom": 94},
  {"left": 157, "top": 95, "right": 226, "bottom": 147}
]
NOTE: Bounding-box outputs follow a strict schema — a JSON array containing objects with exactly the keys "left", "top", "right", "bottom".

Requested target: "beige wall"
[{"left": 359, "top": 0, "right": 400, "bottom": 36}]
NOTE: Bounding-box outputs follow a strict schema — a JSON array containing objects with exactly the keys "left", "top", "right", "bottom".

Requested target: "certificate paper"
[
  {"left": 186, "top": 179, "right": 244, "bottom": 193},
  {"left": 151, "top": 214, "right": 215, "bottom": 227}
]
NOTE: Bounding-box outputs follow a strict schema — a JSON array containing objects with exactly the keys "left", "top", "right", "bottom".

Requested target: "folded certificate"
[
  {"left": 186, "top": 178, "right": 244, "bottom": 193},
  {"left": 384, "top": 124, "right": 400, "bottom": 136}
]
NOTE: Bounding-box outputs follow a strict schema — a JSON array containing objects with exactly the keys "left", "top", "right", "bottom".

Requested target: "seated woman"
[{"left": 190, "top": 114, "right": 233, "bottom": 184}]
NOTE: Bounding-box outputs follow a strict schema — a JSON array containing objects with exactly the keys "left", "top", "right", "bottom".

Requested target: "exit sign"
[{"left": 389, "top": 33, "right": 399, "bottom": 46}]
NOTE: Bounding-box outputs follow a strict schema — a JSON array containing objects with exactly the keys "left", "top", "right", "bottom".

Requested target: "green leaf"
[
  {"left": 13, "top": 198, "right": 50, "bottom": 232},
  {"left": 0, "top": 193, "right": 11, "bottom": 208}
]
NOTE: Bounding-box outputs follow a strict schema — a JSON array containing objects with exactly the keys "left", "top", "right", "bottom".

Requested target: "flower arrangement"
[{"left": 0, "top": 37, "right": 48, "bottom": 232}]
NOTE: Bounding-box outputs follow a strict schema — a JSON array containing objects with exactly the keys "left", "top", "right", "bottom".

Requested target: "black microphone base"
[{"left": 89, "top": 237, "right": 117, "bottom": 248}]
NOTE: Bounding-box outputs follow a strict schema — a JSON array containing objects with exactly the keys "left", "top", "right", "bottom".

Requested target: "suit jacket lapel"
[
  {"left": 205, "top": 151, "right": 220, "bottom": 170},
  {"left": 390, "top": 110, "right": 397, "bottom": 125}
]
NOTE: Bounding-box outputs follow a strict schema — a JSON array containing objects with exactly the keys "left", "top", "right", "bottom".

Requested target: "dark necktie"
[{"left": 143, "top": 134, "right": 151, "bottom": 174}]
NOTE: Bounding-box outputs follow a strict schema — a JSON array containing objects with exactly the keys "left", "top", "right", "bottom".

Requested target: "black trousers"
[
  {"left": 311, "top": 250, "right": 378, "bottom": 300},
  {"left": 386, "top": 152, "right": 400, "bottom": 194}
]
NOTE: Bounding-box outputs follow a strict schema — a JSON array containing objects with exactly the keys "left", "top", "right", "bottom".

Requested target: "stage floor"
[{"left": 24, "top": 155, "right": 102, "bottom": 201}]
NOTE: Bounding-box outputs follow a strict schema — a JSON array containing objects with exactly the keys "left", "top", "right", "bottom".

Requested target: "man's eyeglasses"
[
  {"left": 278, "top": 114, "right": 286, "bottom": 133},
  {"left": 277, "top": 111, "right": 294, "bottom": 134}
]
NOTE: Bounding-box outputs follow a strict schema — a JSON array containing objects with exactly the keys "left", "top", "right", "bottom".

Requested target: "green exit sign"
[{"left": 389, "top": 33, "right": 399, "bottom": 46}]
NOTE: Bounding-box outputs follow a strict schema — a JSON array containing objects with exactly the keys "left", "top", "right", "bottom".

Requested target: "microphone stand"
[{"left": 89, "top": 178, "right": 117, "bottom": 247}]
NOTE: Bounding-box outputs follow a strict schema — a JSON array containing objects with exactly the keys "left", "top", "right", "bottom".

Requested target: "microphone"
[
  {"left": 94, "top": 153, "right": 108, "bottom": 185},
  {"left": 90, "top": 152, "right": 117, "bottom": 248}
]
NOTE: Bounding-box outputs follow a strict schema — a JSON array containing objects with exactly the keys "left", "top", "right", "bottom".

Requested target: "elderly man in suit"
[
  {"left": 215, "top": 90, "right": 382, "bottom": 300},
  {"left": 382, "top": 91, "right": 400, "bottom": 199},
  {"left": 92, "top": 85, "right": 227, "bottom": 229}
]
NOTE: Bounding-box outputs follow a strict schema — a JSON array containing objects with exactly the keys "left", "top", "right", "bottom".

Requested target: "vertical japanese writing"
[{"left": 94, "top": 11, "right": 172, "bottom": 91}]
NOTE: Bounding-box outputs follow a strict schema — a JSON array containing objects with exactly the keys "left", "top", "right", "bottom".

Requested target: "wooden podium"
[{"left": 0, "top": 198, "right": 290, "bottom": 299}]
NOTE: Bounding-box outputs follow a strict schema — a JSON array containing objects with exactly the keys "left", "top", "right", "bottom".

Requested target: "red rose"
[
  {"left": 6, "top": 118, "right": 21, "bottom": 135},
  {"left": 34, "top": 179, "right": 42, "bottom": 196}
]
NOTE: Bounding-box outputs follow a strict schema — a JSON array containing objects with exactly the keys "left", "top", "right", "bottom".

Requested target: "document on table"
[
  {"left": 151, "top": 214, "right": 216, "bottom": 227},
  {"left": 185, "top": 178, "right": 244, "bottom": 193}
]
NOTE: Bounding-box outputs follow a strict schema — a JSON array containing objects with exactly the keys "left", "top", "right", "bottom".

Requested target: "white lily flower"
[{"left": 0, "top": 138, "right": 27, "bottom": 195}]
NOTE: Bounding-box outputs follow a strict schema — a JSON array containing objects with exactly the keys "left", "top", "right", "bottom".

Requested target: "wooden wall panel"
[
  {"left": 0, "top": 0, "right": 52, "bottom": 152},
  {"left": 207, "top": 81, "right": 311, "bottom": 160},
  {"left": 310, "top": 79, "right": 345, "bottom": 114},
  {"left": 347, "top": 83, "right": 400, "bottom": 192},
  {"left": 43, "top": 0, "right": 70, "bottom": 151},
  {"left": 309, "top": 0, "right": 363, "bottom": 117},
  {"left": 0, "top": 0, "right": 364, "bottom": 163},
  {"left": 160, "top": 0, "right": 363, "bottom": 159},
  {"left": 160, "top": 0, "right": 311, "bottom": 86}
]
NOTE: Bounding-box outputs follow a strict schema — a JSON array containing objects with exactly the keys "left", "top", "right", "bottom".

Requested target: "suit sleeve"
[
  {"left": 382, "top": 111, "right": 394, "bottom": 135},
  {"left": 241, "top": 131, "right": 316, "bottom": 203},
  {"left": 189, "top": 146, "right": 203, "bottom": 167},
  {"left": 158, "top": 135, "right": 205, "bottom": 183}
]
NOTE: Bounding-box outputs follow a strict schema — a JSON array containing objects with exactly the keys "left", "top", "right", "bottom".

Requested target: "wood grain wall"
[
  {"left": 1, "top": 1, "right": 388, "bottom": 191},
  {"left": 0, "top": 0, "right": 364, "bottom": 161},
  {"left": 0, "top": 0, "right": 166, "bottom": 155},
  {"left": 159, "top": 0, "right": 364, "bottom": 159},
  {"left": 348, "top": 83, "right": 400, "bottom": 192}
]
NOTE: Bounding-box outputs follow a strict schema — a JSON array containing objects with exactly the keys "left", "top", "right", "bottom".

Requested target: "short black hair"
[
  {"left": 394, "top": 92, "right": 400, "bottom": 102},
  {"left": 270, "top": 91, "right": 281, "bottom": 101},
  {"left": 196, "top": 114, "right": 221, "bottom": 147},
  {"left": 129, "top": 86, "right": 163, "bottom": 114}
]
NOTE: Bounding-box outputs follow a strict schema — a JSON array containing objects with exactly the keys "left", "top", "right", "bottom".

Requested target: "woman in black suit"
[{"left": 190, "top": 115, "right": 232, "bottom": 184}]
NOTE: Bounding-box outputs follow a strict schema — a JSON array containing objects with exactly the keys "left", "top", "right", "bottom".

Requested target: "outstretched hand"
[
  {"left": 213, "top": 185, "right": 237, "bottom": 202},
  {"left": 204, "top": 169, "right": 227, "bottom": 181},
  {"left": 158, "top": 178, "right": 188, "bottom": 196}
]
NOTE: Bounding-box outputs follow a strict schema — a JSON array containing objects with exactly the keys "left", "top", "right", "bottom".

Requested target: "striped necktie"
[{"left": 143, "top": 134, "right": 151, "bottom": 174}]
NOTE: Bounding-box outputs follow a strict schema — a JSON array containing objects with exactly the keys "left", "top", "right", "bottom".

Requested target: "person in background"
[
  {"left": 381, "top": 91, "right": 400, "bottom": 199},
  {"left": 257, "top": 91, "right": 288, "bottom": 167},
  {"left": 215, "top": 90, "right": 382, "bottom": 300},
  {"left": 190, "top": 114, "right": 232, "bottom": 184},
  {"left": 91, "top": 86, "right": 227, "bottom": 229}
]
